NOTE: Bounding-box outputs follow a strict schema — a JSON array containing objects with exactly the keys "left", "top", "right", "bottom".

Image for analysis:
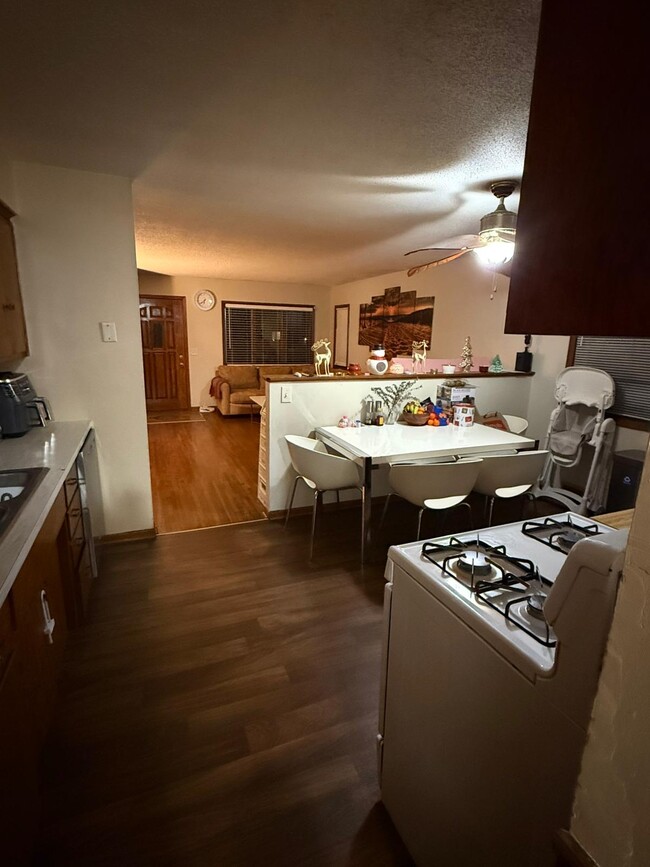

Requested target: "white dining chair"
[
  {"left": 473, "top": 449, "right": 548, "bottom": 525},
  {"left": 503, "top": 414, "right": 529, "bottom": 435},
  {"left": 381, "top": 458, "right": 483, "bottom": 541},
  {"left": 284, "top": 434, "right": 365, "bottom": 561}
]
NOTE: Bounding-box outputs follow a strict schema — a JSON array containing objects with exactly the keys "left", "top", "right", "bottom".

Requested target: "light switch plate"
[
  {"left": 100, "top": 322, "right": 117, "bottom": 342},
  {"left": 281, "top": 385, "right": 292, "bottom": 403}
]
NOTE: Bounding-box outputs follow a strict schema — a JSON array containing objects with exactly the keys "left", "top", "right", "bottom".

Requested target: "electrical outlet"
[{"left": 281, "top": 385, "right": 292, "bottom": 403}]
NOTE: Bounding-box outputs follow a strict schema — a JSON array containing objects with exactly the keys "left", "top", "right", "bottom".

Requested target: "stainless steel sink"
[{"left": 0, "top": 467, "right": 49, "bottom": 538}]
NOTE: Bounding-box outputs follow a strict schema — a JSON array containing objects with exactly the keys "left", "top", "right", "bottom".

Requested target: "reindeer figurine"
[
  {"left": 311, "top": 338, "right": 332, "bottom": 376},
  {"left": 412, "top": 339, "right": 429, "bottom": 374}
]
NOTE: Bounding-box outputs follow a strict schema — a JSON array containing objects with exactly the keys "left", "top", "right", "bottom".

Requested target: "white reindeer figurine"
[
  {"left": 412, "top": 339, "right": 428, "bottom": 374},
  {"left": 311, "top": 338, "right": 332, "bottom": 376}
]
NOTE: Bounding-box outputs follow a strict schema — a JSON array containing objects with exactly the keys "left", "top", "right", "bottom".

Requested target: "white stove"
[
  {"left": 384, "top": 511, "right": 619, "bottom": 679},
  {"left": 378, "top": 512, "right": 628, "bottom": 867}
]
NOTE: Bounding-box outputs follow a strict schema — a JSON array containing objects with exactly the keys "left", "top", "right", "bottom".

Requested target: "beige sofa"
[{"left": 210, "top": 364, "right": 312, "bottom": 416}]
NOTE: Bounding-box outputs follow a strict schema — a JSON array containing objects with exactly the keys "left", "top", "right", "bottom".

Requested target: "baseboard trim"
[{"left": 98, "top": 527, "right": 158, "bottom": 545}]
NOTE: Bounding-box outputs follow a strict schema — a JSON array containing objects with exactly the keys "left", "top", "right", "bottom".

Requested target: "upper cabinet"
[
  {"left": 0, "top": 199, "right": 29, "bottom": 360},
  {"left": 505, "top": 1, "right": 647, "bottom": 337}
]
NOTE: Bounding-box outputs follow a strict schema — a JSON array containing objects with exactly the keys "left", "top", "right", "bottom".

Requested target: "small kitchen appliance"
[
  {"left": 379, "top": 511, "right": 627, "bottom": 866},
  {"left": 0, "top": 372, "right": 52, "bottom": 438}
]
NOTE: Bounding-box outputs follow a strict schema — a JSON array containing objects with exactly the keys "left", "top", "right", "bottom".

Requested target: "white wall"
[
  {"left": 330, "top": 255, "right": 523, "bottom": 370},
  {"left": 1, "top": 161, "right": 153, "bottom": 536},
  {"left": 137, "top": 270, "right": 329, "bottom": 406},
  {"left": 570, "top": 440, "right": 650, "bottom": 865}
]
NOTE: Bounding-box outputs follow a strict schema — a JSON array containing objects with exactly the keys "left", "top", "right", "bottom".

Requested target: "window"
[
  {"left": 223, "top": 302, "right": 315, "bottom": 365},
  {"left": 570, "top": 336, "right": 650, "bottom": 423}
]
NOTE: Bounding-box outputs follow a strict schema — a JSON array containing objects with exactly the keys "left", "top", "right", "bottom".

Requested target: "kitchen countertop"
[
  {"left": 0, "top": 420, "right": 91, "bottom": 607},
  {"left": 595, "top": 509, "right": 634, "bottom": 530}
]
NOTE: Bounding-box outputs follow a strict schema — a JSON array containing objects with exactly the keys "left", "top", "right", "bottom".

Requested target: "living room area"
[{"left": 138, "top": 268, "right": 328, "bottom": 533}]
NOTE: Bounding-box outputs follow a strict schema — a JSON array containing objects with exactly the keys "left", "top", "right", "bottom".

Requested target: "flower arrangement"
[{"left": 370, "top": 381, "right": 421, "bottom": 423}]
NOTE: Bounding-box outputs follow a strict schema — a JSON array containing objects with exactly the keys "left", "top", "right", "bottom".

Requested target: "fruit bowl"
[{"left": 400, "top": 411, "right": 429, "bottom": 426}]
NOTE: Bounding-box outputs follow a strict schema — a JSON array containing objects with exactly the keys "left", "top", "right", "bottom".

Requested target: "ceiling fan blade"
[
  {"left": 405, "top": 234, "right": 482, "bottom": 256},
  {"left": 406, "top": 248, "right": 474, "bottom": 276},
  {"left": 405, "top": 246, "right": 464, "bottom": 256}
]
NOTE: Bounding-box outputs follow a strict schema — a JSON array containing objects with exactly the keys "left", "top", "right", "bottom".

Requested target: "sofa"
[{"left": 210, "top": 364, "right": 313, "bottom": 416}]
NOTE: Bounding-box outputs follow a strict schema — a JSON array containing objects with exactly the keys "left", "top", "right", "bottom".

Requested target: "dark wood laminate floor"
[
  {"left": 36, "top": 492, "right": 547, "bottom": 866},
  {"left": 36, "top": 507, "right": 419, "bottom": 867},
  {"left": 147, "top": 410, "right": 264, "bottom": 534}
]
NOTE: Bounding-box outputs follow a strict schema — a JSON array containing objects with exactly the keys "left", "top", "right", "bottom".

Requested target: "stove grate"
[
  {"left": 421, "top": 537, "right": 556, "bottom": 645},
  {"left": 521, "top": 516, "right": 602, "bottom": 554}
]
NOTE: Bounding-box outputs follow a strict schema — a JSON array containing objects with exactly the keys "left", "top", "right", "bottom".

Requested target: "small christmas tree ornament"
[
  {"left": 460, "top": 336, "right": 473, "bottom": 374},
  {"left": 488, "top": 354, "right": 503, "bottom": 373}
]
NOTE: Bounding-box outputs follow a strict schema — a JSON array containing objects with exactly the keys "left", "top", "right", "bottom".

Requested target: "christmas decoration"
[
  {"left": 460, "top": 336, "right": 473, "bottom": 373},
  {"left": 488, "top": 354, "right": 504, "bottom": 373}
]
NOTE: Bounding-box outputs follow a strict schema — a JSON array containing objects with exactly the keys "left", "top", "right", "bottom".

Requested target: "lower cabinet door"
[{"left": 0, "top": 488, "right": 68, "bottom": 865}]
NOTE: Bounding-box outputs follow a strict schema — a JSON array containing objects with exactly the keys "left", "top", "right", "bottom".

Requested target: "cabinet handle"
[{"left": 40, "top": 590, "right": 55, "bottom": 644}]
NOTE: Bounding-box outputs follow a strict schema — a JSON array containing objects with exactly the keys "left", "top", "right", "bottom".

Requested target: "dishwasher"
[{"left": 75, "top": 428, "right": 104, "bottom": 577}]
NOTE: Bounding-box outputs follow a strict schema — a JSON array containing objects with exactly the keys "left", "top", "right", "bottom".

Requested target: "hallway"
[{"left": 147, "top": 410, "right": 265, "bottom": 533}]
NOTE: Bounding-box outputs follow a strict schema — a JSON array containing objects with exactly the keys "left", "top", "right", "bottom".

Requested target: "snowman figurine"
[{"left": 366, "top": 344, "right": 389, "bottom": 375}]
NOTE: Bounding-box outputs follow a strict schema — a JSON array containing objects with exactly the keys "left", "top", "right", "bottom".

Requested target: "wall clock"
[{"left": 194, "top": 289, "right": 216, "bottom": 311}]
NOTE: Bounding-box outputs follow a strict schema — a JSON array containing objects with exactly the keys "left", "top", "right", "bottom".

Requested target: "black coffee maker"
[{"left": 0, "top": 372, "right": 52, "bottom": 437}]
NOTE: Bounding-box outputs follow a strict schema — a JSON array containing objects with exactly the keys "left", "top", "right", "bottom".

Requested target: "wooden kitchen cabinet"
[
  {"left": 504, "top": 1, "right": 647, "bottom": 337},
  {"left": 0, "top": 489, "right": 68, "bottom": 866},
  {"left": 0, "top": 198, "right": 29, "bottom": 359}
]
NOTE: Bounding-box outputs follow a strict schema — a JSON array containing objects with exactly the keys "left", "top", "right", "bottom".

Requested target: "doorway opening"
[{"left": 139, "top": 293, "right": 264, "bottom": 533}]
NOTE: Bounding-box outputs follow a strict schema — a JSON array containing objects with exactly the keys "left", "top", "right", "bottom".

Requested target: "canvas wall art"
[{"left": 358, "top": 286, "right": 434, "bottom": 356}]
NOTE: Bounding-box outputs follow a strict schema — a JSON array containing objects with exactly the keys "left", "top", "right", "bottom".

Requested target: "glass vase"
[{"left": 386, "top": 405, "right": 401, "bottom": 425}]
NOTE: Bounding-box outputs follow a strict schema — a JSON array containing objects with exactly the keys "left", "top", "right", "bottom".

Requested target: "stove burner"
[
  {"left": 457, "top": 550, "right": 492, "bottom": 575},
  {"left": 421, "top": 537, "right": 556, "bottom": 647},
  {"left": 555, "top": 529, "right": 584, "bottom": 551},
  {"left": 526, "top": 594, "right": 547, "bottom": 621},
  {"left": 522, "top": 516, "right": 602, "bottom": 553}
]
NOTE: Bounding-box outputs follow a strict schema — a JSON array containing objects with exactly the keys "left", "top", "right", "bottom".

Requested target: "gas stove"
[
  {"left": 380, "top": 516, "right": 628, "bottom": 867},
  {"left": 386, "top": 512, "right": 618, "bottom": 673}
]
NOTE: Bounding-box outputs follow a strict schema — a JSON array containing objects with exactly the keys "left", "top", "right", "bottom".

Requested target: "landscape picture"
[{"left": 359, "top": 286, "right": 434, "bottom": 356}]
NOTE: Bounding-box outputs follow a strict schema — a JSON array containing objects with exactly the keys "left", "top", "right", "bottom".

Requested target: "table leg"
[{"left": 362, "top": 456, "right": 373, "bottom": 561}]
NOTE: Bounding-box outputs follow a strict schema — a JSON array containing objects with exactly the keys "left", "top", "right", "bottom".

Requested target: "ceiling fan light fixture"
[{"left": 472, "top": 236, "right": 516, "bottom": 266}]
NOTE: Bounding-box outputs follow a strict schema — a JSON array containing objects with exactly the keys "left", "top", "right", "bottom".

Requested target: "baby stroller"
[{"left": 534, "top": 366, "right": 616, "bottom": 515}]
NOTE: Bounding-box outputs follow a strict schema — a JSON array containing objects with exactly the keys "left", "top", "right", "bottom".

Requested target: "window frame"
[
  {"left": 567, "top": 336, "right": 650, "bottom": 431},
  {"left": 221, "top": 300, "right": 315, "bottom": 367}
]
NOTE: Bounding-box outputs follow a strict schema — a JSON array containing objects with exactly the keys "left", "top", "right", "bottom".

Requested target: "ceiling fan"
[{"left": 405, "top": 180, "right": 518, "bottom": 276}]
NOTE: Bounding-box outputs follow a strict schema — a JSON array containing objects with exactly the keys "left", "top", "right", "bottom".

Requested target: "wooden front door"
[{"left": 139, "top": 295, "right": 191, "bottom": 411}]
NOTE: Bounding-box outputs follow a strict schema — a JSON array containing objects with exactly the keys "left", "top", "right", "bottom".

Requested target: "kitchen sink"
[{"left": 0, "top": 467, "right": 49, "bottom": 539}]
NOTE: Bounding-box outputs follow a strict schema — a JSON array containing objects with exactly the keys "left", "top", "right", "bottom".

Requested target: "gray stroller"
[{"left": 534, "top": 366, "right": 616, "bottom": 515}]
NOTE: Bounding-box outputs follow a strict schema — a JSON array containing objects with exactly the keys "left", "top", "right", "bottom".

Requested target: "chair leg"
[
  {"left": 284, "top": 476, "right": 300, "bottom": 528},
  {"left": 359, "top": 486, "right": 366, "bottom": 564},
  {"left": 416, "top": 507, "right": 425, "bottom": 542},
  {"left": 487, "top": 496, "right": 495, "bottom": 527},
  {"left": 459, "top": 500, "right": 474, "bottom": 530},
  {"left": 379, "top": 493, "right": 392, "bottom": 533},
  {"left": 336, "top": 490, "right": 340, "bottom": 505},
  {"left": 309, "top": 490, "right": 320, "bottom": 561}
]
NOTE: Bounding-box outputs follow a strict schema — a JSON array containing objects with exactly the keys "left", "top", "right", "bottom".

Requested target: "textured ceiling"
[{"left": 0, "top": 0, "right": 541, "bottom": 285}]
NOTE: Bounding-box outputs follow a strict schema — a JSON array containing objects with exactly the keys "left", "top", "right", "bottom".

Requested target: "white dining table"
[{"left": 315, "top": 422, "right": 535, "bottom": 559}]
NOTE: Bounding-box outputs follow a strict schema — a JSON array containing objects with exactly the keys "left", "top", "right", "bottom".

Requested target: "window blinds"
[
  {"left": 573, "top": 336, "right": 650, "bottom": 421},
  {"left": 223, "top": 303, "right": 314, "bottom": 365}
]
